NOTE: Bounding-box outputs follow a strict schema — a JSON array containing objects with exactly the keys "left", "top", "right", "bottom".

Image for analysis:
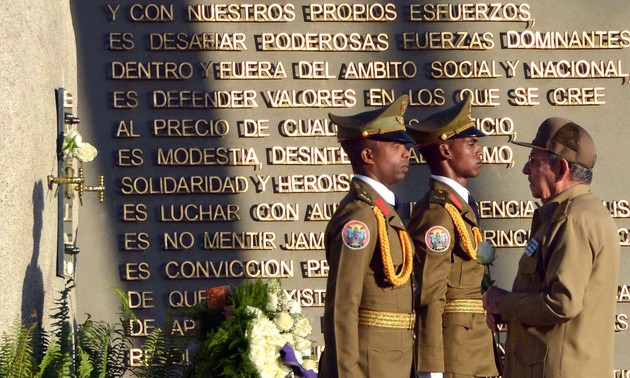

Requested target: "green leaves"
[{"left": 0, "top": 320, "right": 36, "bottom": 378}]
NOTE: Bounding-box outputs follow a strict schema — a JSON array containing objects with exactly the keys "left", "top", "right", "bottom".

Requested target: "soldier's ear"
[
  {"left": 438, "top": 143, "right": 452, "bottom": 160},
  {"left": 360, "top": 147, "right": 375, "bottom": 165}
]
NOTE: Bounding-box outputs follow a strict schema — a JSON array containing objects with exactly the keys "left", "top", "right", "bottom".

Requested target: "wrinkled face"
[
  {"left": 522, "top": 148, "right": 558, "bottom": 204},
  {"left": 446, "top": 137, "right": 483, "bottom": 179},
  {"left": 366, "top": 140, "right": 411, "bottom": 188}
]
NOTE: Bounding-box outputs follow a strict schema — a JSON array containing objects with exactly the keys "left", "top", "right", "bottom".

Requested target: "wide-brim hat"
[
  {"left": 406, "top": 94, "right": 485, "bottom": 148},
  {"left": 512, "top": 117, "right": 597, "bottom": 168},
  {"left": 329, "top": 95, "right": 416, "bottom": 147}
]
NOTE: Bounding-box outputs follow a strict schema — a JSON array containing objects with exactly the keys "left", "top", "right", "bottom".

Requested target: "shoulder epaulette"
[
  {"left": 429, "top": 189, "right": 463, "bottom": 211},
  {"left": 357, "top": 189, "right": 373, "bottom": 205},
  {"left": 358, "top": 190, "right": 392, "bottom": 216},
  {"left": 429, "top": 189, "right": 448, "bottom": 204}
]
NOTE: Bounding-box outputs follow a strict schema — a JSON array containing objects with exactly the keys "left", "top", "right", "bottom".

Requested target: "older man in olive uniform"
[
  {"left": 319, "top": 95, "right": 416, "bottom": 378},
  {"left": 483, "top": 118, "right": 620, "bottom": 377},
  {"left": 405, "top": 96, "right": 500, "bottom": 378}
]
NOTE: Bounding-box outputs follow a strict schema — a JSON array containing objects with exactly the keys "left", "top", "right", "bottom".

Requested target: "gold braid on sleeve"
[
  {"left": 444, "top": 203, "right": 482, "bottom": 260},
  {"left": 371, "top": 206, "right": 413, "bottom": 286}
]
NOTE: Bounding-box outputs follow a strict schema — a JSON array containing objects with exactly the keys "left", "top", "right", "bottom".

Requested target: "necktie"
[
  {"left": 394, "top": 196, "right": 402, "bottom": 215},
  {"left": 468, "top": 193, "right": 480, "bottom": 220}
]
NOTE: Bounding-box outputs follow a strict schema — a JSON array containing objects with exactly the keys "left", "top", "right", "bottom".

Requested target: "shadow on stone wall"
[{"left": 21, "top": 181, "right": 44, "bottom": 329}]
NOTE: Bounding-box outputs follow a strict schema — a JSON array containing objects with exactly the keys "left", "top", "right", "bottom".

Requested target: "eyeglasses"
[{"left": 526, "top": 154, "right": 554, "bottom": 166}]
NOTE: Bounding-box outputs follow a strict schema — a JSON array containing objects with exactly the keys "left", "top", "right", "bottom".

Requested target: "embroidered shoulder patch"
[
  {"left": 342, "top": 220, "right": 370, "bottom": 250},
  {"left": 425, "top": 226, "right": 451, "bottom": 253}
]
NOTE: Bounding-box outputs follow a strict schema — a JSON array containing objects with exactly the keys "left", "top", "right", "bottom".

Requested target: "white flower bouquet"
[{"left": 191, "top": 279, "right": 317, "bottom": 377}]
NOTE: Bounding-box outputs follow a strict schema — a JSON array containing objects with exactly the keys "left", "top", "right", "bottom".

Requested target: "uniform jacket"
[
  {"left": 499, "top": 184, "right": 620, "bottom": 377},
  {"left": 408, "top": 179, "right": 499, "bottom": 376},
  {"left": 319, "top": 178, "right": 414, "bottom": 378}
]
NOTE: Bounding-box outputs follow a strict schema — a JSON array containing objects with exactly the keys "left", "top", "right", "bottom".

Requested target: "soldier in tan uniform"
[
  {"left": 483, "top": 118, "right": 620, "bottom": 377},
  {"left": 319, "top": 95, "right": 416, "bottom": 378},
  {"left": 405, "top": 96, "right": 500, "bottom": 378}
]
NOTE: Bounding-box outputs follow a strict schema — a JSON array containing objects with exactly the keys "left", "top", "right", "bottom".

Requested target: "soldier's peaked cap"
[
  {"left": 406, "top": 94, "right": 485, "bottom": 148},
  {"left": 329, "top": 95, "right": 415, "bottom": 146}
]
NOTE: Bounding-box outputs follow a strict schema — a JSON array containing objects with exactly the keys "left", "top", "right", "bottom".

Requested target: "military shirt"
[
  {"left": 319, "top": 178, "right": 414, "bottom": 378},
  {"left": 499, "top": 184, "right": 620, "bottom": 377},
  {"left": 408, "top": 179, "right": 498, "bottom": 377}
]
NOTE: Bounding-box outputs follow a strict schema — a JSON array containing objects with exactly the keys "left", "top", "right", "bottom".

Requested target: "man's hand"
[
  {"left": 482, "top": 285, "right": 509, "bottom": 314},
  {"left": 483, "top": 286, "right": 509, "bottom": 330},
  {"left": 485, "top": 312, "right": 503, "bottom": 331}
]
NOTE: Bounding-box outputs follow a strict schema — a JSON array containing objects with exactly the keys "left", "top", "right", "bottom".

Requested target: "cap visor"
[
  {"left": 511, "top": 140, "right": 542, "bottom": 149},
  {"left": 371, "top": 130, "right": 417, "bottom": 147},
  {"left": 453, "top": 126, "right": 486, "bottom": 139}
]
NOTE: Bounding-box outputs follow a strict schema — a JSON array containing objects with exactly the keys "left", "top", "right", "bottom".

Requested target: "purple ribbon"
[{"left": 280, "top": 342, "right": 318, "bottom": 378}]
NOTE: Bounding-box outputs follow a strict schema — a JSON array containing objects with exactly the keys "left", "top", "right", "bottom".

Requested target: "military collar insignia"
[
  {"left": 373, "top": 198, "right": 391, "bottom": 217},
  {"left": 448, "top": 193, "right": 463, "bottom": 211}
]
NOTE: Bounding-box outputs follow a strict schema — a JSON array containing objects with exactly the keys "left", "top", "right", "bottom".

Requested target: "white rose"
[
  {"left": 267, "top": 292, "right": 279, "bottom": 312},
  {"left": 292, "top": 315, "right": 312, "bottom": 338},
  {"left": 274, "top": 312, "right": 294, "bottom": 332},
  {"left": 288, "top": 299, "right": 302, "bottom": 314},
  {"left": 294, "top": 336, "right": 312, "bottom": 356},
  {"left": 74, "top": 143, "right": 98, "bottom": 162},
  {"left": 476, "top": 241, "right": 496, "bottom": 265},
  {"left": 64, "top": 129, "right": 82, "bottom": 145}
]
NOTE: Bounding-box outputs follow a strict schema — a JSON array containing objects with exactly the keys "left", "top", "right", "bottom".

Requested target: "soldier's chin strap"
[
  {"left": 443, "top": 203, "right": 482, "bottom": 259},
  {"left": 371, "top": 206, "right": 413, "bottom": 286}
]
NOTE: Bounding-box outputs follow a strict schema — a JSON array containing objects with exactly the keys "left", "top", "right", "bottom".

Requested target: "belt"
[
  {"left": 444, "top": 299, "right": 485, "bottom": 314},
  {"left": 358, "top": 308, "right": 415, "bottom": 329}
]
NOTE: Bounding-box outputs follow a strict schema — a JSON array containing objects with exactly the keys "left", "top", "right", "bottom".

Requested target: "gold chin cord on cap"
[
  {"left": 371, "top": 206, "right": 413, "bottom": 286},
  {"left": 360, "top": 116, "right": 406, "bottom": 136},
  {"left": 440, "top": 124, "right": 474, "bottom": 141},
  {"left": 444, "top": 203, "right": 482, "bottom": 259}
]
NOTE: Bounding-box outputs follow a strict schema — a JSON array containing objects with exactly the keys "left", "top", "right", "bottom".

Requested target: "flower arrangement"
[
  {"left": 189, "top": 279, "right": 317, "bottom": 378},
  {"left": 249, "top": 279, "right": 317, "bottom": 377}
]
